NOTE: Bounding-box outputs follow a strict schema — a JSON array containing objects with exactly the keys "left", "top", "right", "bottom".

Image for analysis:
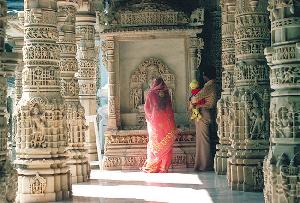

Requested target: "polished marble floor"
[{"left": 55, "top": 169, "right": 264, "bottom": 203}]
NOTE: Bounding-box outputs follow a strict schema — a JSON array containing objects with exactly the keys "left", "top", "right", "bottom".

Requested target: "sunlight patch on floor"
[
  {"left": 90, "top": 170, "right": 203, "bottom": 185},
  {"left": 72, "top": 184, "right": 214, "bottom": 203}
]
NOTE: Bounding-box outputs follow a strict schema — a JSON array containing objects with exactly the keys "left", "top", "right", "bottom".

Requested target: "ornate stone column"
[
  {"left": 11, "top": 37, "right": 24, "bottom": 163},
  {"left": 0, "top": 0, "right": 7, "bottom": 169},
  {"left": 188, "top": 35, "right": 204, "bottom": 80},
  {"left": 227, "top": 0, "right": 270, "bottom": 192},
  {"left": 214, "top": 0, "right": 236, "bottom": 175},
  {"left": 0, "top": 1, "right": 18, "bottom": 202},
  {"left": 12, "top": 36, "right": 25, "bottom": 105},
  {"left": 14, "top": 64, "right": 23, "bottom": 104},
  {"left": 58, "top": 0, "right": 89, "bottom": 184},
  {"left": 76, "top": 13, "right": 98, "bottom": 161},
  {"left": 15, "top": 0, "right": 71, "bottom": 202},
  {"left": 101, "top": 37, "right": 118, "bottom": 130},
  {"left": 263, "top": 1, "right": 300, "bottom": 202}
]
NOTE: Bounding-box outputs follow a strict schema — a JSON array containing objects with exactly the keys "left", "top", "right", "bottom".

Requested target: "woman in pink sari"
[{"left": 141, "top": 77, "right": 177, "bottom": 173}]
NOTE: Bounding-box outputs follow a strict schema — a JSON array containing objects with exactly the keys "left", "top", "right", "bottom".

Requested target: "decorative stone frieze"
[
  {"left": 108, "top": 1, "right": 190, "bottom": 27},
  {"left": 100, "top": 0, "right": 204, "bottom": 32},
  {"left": 15, "top": 1, "right": 71, "bottom": 202},
  {"left": 227, "top": 0, "right": 270, "bottom": 192},
  {"left": 76, "top": 13, "right": 98, "bottom": 162},
  {"left": 58, "top": 0, "right": 89, "bottom": 184},
  {"left": 215, "top": 0, "right": 236, "bottom": 175},
  {"left": 263, "top": 0, "right": 300, "bottom": 202}
]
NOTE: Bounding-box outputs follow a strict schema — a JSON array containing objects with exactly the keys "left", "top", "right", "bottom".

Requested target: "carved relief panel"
[{"left": 129, "top": 58, "right": 176, "bottom": 113}]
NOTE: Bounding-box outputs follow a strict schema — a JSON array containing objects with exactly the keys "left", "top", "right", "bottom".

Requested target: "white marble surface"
[{"left": 54, "top": 169, "right": 264, "bottom": 203}]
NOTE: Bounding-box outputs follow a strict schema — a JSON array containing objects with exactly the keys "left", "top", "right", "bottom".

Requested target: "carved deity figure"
[
  {"left": 30, "top": 173, "right": 47, "bottom": 194},
  {"left": 276, "top": 107, "right": 293, "bottom": 138},
  {"left": 130, "top": 88, "right": 142, "bottom": 111},
  {"left": 143, "top": 64, "right": 160, "bottom": 100},
  {"left": 249, "top": 98, "right": 265, "bottom": 139},
  {"left": 30, "top": 106, "right": 46, "bottom": 148}
]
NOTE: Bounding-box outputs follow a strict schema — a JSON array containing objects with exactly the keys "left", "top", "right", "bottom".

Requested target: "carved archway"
[{"left": 129, "top": 58, "right": 175, "bottom": 112}]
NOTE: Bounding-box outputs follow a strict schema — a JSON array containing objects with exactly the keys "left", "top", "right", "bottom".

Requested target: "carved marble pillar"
[
  {"left": 214, "top": 0, "right": 236, "bottom": 175},
  {"left": 0, "top": 1, "right": 17, "bottom": 202},
  {"left": 14, "top": 64, "right": 23, "bottom": 104},
  {"left": 263, "top": 1, "right": 300, "bottom": 202},
  {"left": 15, "top": 1, "right": 71, "bottom": 202},
  {"left": 227, "top": 0, "right": 270, "bottom": 192},
  {"left": 210, "top": 10, "right": 222, "bottom": 94},
  {"left": 188, "top": 36, "right": 204, "bottom": 80},
  {"left": 12, "top": 36, "right": 25, "bottom": 105},
  {"left": 12, "top": 36, "right": 24, "bottom": 156},
  {"left": 101, "top": 37, "right": 118, "bottom": 130},
  {"left": 58, "top": 1, "right": 89, "bottom": 184},
  {"left": 0, "top": 0, "right": 7, "bottom": 169},
  {"left": 76, "top": 14, "right": 98, "bottom": 161}
]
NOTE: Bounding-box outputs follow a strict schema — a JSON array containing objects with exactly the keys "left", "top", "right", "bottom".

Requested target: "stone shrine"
[{"left": 100, "top": 0, "right": 205, "bottom": 170}]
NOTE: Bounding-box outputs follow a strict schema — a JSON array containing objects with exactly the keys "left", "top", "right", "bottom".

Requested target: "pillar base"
[
  {"left": 0, "top": 161, "right": 17, "bottom": 203},
  {"left": 214, "top": 144, "right": 229, "bottom": 175},
  {"left": 227, "top": 157, "right": 265, "bottom": 192},
  {"left": 16, "top": 167, "right": 71, "bottom": 203},
  {"left": 67, "top": 159, "right": 90, "bottom": 184}
]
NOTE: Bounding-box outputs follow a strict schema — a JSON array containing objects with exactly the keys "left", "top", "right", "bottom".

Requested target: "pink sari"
[{"left": 142, "top": 78, "right": 176, "bottom": 173}]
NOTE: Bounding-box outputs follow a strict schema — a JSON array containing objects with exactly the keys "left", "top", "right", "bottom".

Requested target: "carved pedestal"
[
  {"left": 263, "top": 1, "right": 300, "bottom": 202},
  {"left": 227, "top": 0, "right": 270, "bottom": 192},
  {"left": 58, "top": 1, "right": 89, "bottom": 184},
  {"left": 215, "top": 0, "right": 235, "bottom": 175},
  {"left": 76, "top": 15, "right": 98, "bottom": 162},
  {"left": 102, "top": 130, "right": 196, "bottom": 170},
  {"left": 15, "top": 1, "right": 71, "bottom": 202}
]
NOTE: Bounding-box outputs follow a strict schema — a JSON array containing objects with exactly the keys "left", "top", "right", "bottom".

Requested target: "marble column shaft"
[
  {"left": 189, "top": 36, "right": 204, "bottom": 80},
  {"left": 58, "top": 1, "right": 89, "bottom": 184},
  {"left": 215, "top": 0, "right": 236, "bottom": 175},
  {"left": 101, "top": 37, "right": 118, "bottom": 130},
  {"left": 15, "top": 0, "right": 71, "bottom": 202},
  {"left": 0, "top": 1, "right": 17, "bottom": 202},
  {"left": 227, "top": 0, "right": 270, "bottom": 192},
  {"left": 76, "top": 14, "right": 98, "bottom": 161},
  {"left": 263, "top": 1, "right": 300, "bottom": 202}
]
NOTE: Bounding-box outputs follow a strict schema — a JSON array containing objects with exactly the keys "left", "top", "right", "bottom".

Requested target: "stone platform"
[{"left": 102, "top": 129, "right": 196, "bottom": 170}]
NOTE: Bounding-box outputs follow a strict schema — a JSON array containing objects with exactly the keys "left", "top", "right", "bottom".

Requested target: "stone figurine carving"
[
  {"left": 190, "top": 8, "right": 205, "bottom": 26},
  {"left": 30, "top": 106, "right": 45, "bottom": 146},
  {"left": 29, "top": 173, "right": 47, "bottom": 194},
  {"left": 248, "top": 97, "right": 265, "bottom": 139}
]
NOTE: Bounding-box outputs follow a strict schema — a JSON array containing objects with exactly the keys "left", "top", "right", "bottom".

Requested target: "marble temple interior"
[{"left": 0, "top": 0, "right": 299, "bottom": 202}]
